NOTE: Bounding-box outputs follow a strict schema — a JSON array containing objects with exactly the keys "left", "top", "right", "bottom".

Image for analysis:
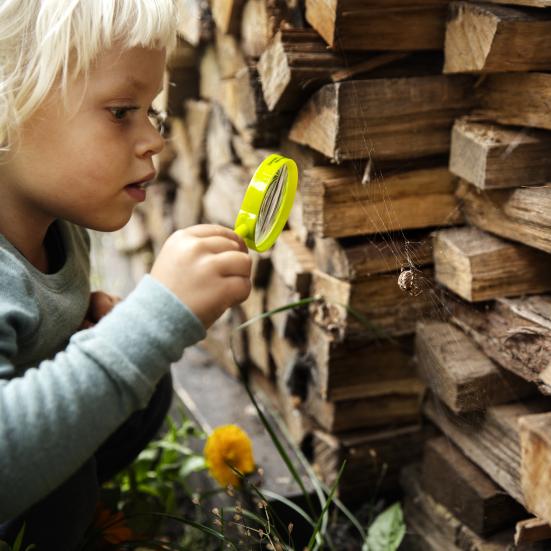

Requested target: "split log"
[
  {"left": 266, "top": 269, "right": 305, "bottom": 343},
  {"left": 170, "top": 157, "right": 204, "bottom": 229},
  {"left": 416, "top": 321, "right": 534, "bottom": 414},
  {"left": 311, "top": 268, "right": 435, "bottom": 340},
  {"left": 165, "top": 40, "right": 199, "bottom": 118},
  {"left": 184, "top": 99, "right": 211, "bottom": 165},
  {"left": 214, "top": 31, "right": 247, "bottom": 79},
  {"left": 305, "top": 0, "right": 449, "bottom": 51},
  {"left": 289, "top": 75, "right": 475, "bottom": 162},
  {"left": 231, "top": 135, "right": 277, "bottom": 171},
  {"left": 270, "top": 231, "right": 315, "bottom": 298},
  {"left": 519, "top": 412, "right": 551, "bottom": 525},
  {"left": 211, "top": 0, "right": 246, "bottom": 35},
  {"left": 241, "top": 287, "right": 271, "bottom": 375},
  {"left": 424, "top": 394, "right": 551, "bottom": 505},
  {"left": 449, "top": 118, "right": 551, "bottom": 190},
  {"left": 206, "top": 104, "right": 235, "bottom": 178},
  {"left": 301, "top": 165, "right": 463, "bottom": 238},
  {"left": 304, "top": 378, "right": 424, "bottom": 433},
  {"left": 314, "top": 424, "right": 426, "bottom": 501},
  {"left": 423, "top": 437, "right": 525, "bottom": 536},
  {"left": 221, "top": 64, "right": 286, "bottom": 146},
  {"left": 199, "top": 45, "right": 221, "bottom": 102},
  {"left": 401, "top": 465, "right": 534, "bottom": 551},
  {"left": 434, "top": 226, "right": 551, "bottom": 302},
  {"left": 457, "top": 181, "right": 551, "bottom": 254},
  {"left": 484, "top": 0, "right": 551, "bottom": 6},
  {"left": 177, "top": 0, "right": 213, "bottom": 46},
  {"left": 444, "top": 2, "right": 551, "bottom": 74},
  {"left": 477, "top": 73, "right": 551, "bottom": 131},
  {"left": 257, "top": 29, "right": 345, "bottom": 112},
  {"left": 307, "top": 322, "right": 415, "bottom": 401},
  {"left": 203, "top": 163, "right": 249, "bottom": 227},
  {"left": 515, "top": 518, "right": 551, "bottom": 546},
  {"left": 240, "top": 0, "right": 288, "bottom": 58},
  {"left": 314, "top": 232, "right": 433, "bottom": 281},
  {"left": 451, "top": 296, "right": 551, "bottom": 395}
]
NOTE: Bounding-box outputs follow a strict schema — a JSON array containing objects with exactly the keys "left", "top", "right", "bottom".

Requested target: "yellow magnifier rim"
[{"left": 234, "top": 154, "right": 298, "bottom": 252}]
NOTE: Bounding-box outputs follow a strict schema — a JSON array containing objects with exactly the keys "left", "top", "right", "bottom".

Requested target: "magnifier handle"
[{"left": 234, "top": 224, "right": 248, "bottom": 238}]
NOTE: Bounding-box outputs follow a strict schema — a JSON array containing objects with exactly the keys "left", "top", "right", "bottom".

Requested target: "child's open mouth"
[
  {"left": 125, "top": 182, "right": 147, "bottom": 202},
  {"left": 125, "top": 173, "right": 155, "bottom": 202}
]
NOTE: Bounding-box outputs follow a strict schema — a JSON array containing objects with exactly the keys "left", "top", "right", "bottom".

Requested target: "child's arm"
[{"left": 0, "top": 224, "right": 251, "bottom": 521}]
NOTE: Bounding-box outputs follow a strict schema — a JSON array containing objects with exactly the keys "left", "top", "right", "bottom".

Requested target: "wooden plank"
[
  {"left": 520, "top": 412, "right": 551, "bottom": 524},
  {"left": 289, "top": 75, "right": 475, "bottom": 162},
  {"left": 422, "top": 437, "right": 526, "bottom": 536},
  {"left": 449, "top": 118, "right": 551, "bottom": 190},
  {"left": 314, "top": 231, "right": 433, "bottom": 281},
  {"left": 433, "top": 226, "right": 551, "bottom": 302},
  {"left": 451, "top": 296, "right": 551, "bottom": 395},
  {"left": 314, "top": 424, "right": 426, "bottom": 501},
  {"left": 477, "top": 73, "right": 551, "bottom": 131},
  {"left": 424, "top": 394, "right": 551, "bottom": 505},
  {"left": 444, "top": 2, "right": 551, "bottom": 74},
  {"left": 305, "top": 0, "right": 449, "bottom": 51},
  {"left": 301, "top": 166, "right": 463, "bottom": 238},
  {"left": 307, "top": 321, "right": 415, "bottom": 401},
  {"left": 416, "top": 321, "right": 534, "bottom": 414},
  {"left": 258, "top": 29, "right": 346, "bottom": 112},
  {"left": 457, "top": 181, "right": 551, "bottom": 254},
  {"left": 311, "top": 268, "right": 435, "bottom": 340}
]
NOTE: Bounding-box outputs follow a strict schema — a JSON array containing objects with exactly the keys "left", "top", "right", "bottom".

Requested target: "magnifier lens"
[{"left": 255, "top": 164, "right": 288, "bottom": 244}]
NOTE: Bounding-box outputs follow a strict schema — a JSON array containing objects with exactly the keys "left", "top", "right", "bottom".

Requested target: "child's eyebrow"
[{"left": 125, "top": 77, "right": 163, "bottom": 95}]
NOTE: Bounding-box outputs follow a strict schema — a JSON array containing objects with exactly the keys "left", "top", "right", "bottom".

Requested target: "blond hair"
[{"left": 0, "top": 0, "right": 179, "bottom": 153}]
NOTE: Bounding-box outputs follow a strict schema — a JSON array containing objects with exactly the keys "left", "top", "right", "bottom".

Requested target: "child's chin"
[{"left": 80, "top": 212, "right": 134, "bottom": 232}]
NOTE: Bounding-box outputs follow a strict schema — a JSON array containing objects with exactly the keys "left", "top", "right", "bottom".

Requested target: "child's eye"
[{"left": 108, "top": 106, "right": 138, "bottom": 121}]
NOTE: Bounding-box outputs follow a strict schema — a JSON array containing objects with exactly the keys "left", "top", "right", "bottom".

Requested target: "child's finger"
[
  {"left": 184, "top": 224, "right": 247, "bottom": 251},
  {"left": 213, "top": 251, "right": 253, "bottom": 278}
]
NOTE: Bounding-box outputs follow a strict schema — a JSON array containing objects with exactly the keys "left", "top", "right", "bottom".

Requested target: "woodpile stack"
[{"left": 107, "top": 0, "right": 551, "bottom": 546}]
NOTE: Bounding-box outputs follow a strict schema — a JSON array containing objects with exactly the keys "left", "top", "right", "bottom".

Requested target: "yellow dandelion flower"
[{"left": 204, "top": 424, "right": 255, "bottom": 487}]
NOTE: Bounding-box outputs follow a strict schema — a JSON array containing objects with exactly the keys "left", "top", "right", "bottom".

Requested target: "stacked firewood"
[
  {"left": 107, "top": 0, "right": 551, "bottom": 546},
  {"left": 405, "top": 2, "right": 551, "bottom": 549}
]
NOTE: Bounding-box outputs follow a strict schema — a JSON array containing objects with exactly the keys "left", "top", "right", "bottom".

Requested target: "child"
[{"left": 0, "top": 1, "right": 252, "bottom": 549}]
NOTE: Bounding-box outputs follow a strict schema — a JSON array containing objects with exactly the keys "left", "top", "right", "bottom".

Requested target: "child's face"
[{"left": 2, "top": 45, "right": 166, "bottom": 232}]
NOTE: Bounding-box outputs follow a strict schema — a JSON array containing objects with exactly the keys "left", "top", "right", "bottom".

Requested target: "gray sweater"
[{"left": 0, "top": 221, "right": 206, "bottom": 520}]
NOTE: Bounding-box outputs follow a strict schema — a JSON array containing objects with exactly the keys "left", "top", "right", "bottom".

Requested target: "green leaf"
[
  {"left": 178, "top": 455, "right": 206, "bottom": 479},
  {"left": 363, "top": 502, "right": 405, "bottom": 551},
  {"left": 11, "top": 523, "right": 25, "bottom": 551}
]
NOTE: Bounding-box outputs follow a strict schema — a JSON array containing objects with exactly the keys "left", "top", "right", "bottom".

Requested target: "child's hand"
[
  {"left": 150, "top": 225, "right": 252, "bottom": 329},
  {"left": 80, "top": 291, "right": 122, "bottom": 329}
]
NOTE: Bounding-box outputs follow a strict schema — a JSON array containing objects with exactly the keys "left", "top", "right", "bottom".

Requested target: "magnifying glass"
[{"left": 234, "top": 154, "right": 298, "bottom": 252}]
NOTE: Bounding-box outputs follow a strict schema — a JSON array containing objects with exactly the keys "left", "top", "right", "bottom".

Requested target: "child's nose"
[{"left": 136, "top": 124, "right": 165, "bottom": 158}]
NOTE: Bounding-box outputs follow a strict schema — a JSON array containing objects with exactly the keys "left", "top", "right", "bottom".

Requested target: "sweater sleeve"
[{"left": 0, "top": 275, "right": 205, "bottom": 521}]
